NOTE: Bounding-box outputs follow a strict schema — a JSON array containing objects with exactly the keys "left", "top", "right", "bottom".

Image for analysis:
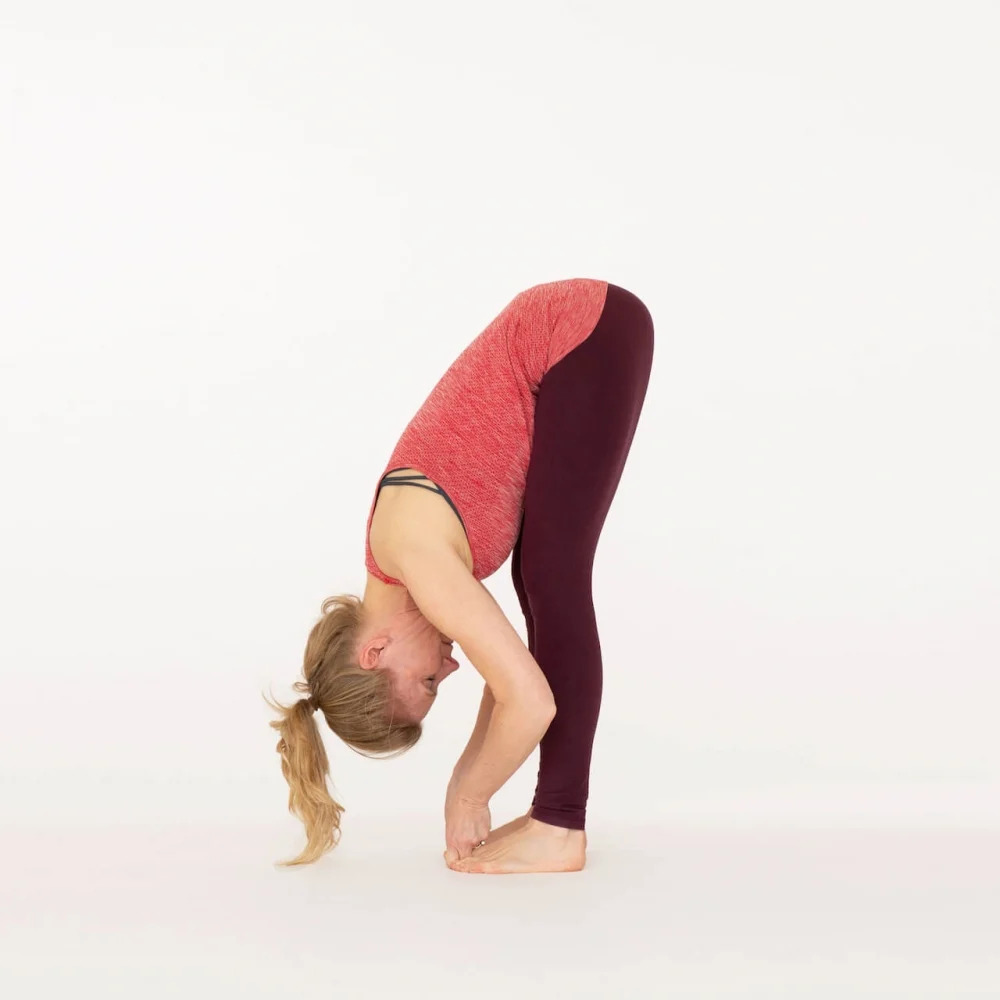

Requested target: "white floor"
[{"left": 4, "top": 815, "right": 998, "bottom": 999}]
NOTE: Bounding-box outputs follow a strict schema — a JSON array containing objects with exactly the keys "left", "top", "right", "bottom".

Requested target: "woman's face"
[{"left": 360, "top": 612, "right": 461, "bottom": 722}]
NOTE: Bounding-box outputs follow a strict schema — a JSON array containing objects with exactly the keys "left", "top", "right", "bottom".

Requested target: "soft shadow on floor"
[{"left": 4, "top": 819, "right": 998, "bottom": 998}]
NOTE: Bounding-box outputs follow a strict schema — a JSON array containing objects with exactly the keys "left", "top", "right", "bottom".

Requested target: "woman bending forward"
[{"left": 266, "top": 278, "right": 654, "bottom": 874}]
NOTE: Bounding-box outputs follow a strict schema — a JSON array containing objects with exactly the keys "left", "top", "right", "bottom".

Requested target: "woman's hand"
[{"left": 443, "top": 786, "right": 491, "bottom": 866}]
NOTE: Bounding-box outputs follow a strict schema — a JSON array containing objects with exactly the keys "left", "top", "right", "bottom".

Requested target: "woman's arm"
[
  {"left": 455, "top": 699, "right": 553, "bottom": 804},
  {"left": 451, "top": 682, "right": 496, "bottom": 780},
  {"left": 395, "top": 542, "right": 556, "bottom": 804},
  {"left": 445, "top": 682, "right": 493, "bottom": 829}
]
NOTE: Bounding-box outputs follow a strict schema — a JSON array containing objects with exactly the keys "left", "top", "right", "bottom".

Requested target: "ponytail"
[{"left": 263, "top": 593, "right": 423, "bottom": 867}]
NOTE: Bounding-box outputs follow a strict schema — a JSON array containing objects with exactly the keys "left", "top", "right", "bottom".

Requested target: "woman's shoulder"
[{"left": 368, "top": 469, "right": 474, "bottom": 580}]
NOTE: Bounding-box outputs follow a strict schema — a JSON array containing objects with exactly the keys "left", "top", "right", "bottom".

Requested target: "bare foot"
[
  {"left": 484, "top": 807, "right": 533, "bottom": 844},
  {"left": 449, "top": 817, "right": 586, "bottom": 874}
]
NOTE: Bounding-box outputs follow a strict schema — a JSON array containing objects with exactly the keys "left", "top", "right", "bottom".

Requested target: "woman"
[{"left": 266, "top": 278, "right": 654, "bottom": 873}]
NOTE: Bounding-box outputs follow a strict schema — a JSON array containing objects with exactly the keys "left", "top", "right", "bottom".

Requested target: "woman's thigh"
[{"left": 515, "top": 281, "right": 655, "bottom": 602}]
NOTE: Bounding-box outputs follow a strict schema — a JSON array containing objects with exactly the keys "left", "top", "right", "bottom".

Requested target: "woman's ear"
[{"left": 357, "top": 636, "right": 384, "bottom": 670}]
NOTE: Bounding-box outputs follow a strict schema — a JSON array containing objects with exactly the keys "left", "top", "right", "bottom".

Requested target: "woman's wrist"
[{"left": 449, "top": 765, "right": 489, "bottom": 806}]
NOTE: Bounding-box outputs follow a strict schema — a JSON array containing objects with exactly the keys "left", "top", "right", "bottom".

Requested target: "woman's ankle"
[{"left": 526, "top": 816, "right": 584, "bottom": 837}]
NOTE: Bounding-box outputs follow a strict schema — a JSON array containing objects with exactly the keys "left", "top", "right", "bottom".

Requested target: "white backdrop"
[{"left": 2, "top": 2, "right": 998, "bottom": 996}]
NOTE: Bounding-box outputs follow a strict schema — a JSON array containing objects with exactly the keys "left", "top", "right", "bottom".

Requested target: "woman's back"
[{"left": 364, "top": 277, "right": 609, "bottom": 586}]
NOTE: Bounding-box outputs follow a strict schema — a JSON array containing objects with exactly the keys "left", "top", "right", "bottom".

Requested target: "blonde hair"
[{"left": 263, "top": 593, "right": 422, "bottom": 866}]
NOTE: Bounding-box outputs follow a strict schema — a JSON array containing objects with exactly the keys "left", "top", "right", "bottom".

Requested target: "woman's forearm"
[
  {"left": 451, "top": 682, "right": 496, "bottom": 777},
  {"left": 455, "top": 697, "right": 556, "bottom": 805}
]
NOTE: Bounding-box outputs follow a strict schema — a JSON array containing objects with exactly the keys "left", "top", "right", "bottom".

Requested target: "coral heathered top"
[{"left": 365, "top": 277, "right": 610, "bottom": 585}]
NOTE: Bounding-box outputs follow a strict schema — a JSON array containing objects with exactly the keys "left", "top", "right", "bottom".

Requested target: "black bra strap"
[{"left": 378, "top": 471, "right": 467, "bottom": 533}]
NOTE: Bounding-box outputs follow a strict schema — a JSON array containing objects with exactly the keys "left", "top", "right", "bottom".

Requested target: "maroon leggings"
[{"left": 510, "top": 282, "right": 654, "bottom": 830}]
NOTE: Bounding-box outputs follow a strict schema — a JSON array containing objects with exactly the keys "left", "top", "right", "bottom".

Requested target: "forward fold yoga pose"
[{"left": 266, "top": 278, "right": 654, "bottom": 874}]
